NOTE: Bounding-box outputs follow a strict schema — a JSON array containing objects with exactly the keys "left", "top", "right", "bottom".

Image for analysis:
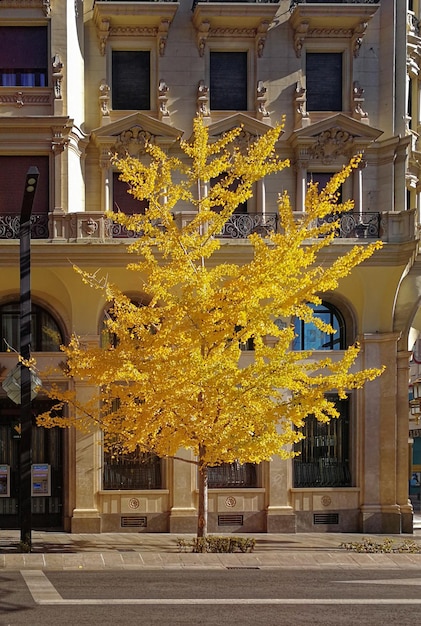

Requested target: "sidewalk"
[{"left": 1, "top": 517, "right": 421, "bottom": 570}]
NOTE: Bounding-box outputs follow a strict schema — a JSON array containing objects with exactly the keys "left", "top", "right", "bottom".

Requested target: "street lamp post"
[{"left": 19, "top": 167, "right": 39, "bottom": 549}]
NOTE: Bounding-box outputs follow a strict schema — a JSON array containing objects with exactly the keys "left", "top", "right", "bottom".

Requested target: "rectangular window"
[
  {"left": 210, "top": 51, "right": 247, "bottom": 111},
  {"left": 0, "top": 156, "right": 49, "bottom": 215},
  {"left": 0, "top": 26, "right": 48, "bottom": 87},
  {"left": 208, "top": 462, "right": 257, "bottom": 489},
  {"left": 293, "top": 396, "right": 351, "bottom": 488},
  {"left": 113, "top": 173, "right": 148, "bottom": 215},
  {"left": 103, "top": 449, "right": 161, "bottom": 490},
  {"left": 112, "top": 51, "right": 150, "bottom": 111},
  {"left": 306, "top": 52, "right": 342, "bottom": 112}
]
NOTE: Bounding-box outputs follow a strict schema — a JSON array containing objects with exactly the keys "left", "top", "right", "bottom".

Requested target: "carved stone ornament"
[
  {"left": 111, "top": 125, "right": 155, "bottom": 158},
  {"left": 309, "top": 127, "right": 356, "bottom": 164},
  {"left": 256, "top": 80, "right": 269, "bottom": 120},
  {"left": 197, "top": 80, "right": 210, "bottom": 118},
  {"left": 99, "top": 80, "right": 111, "bottom": 118},
  {"left": 52, "top": 54, "right": 64, "bottom": 100}
]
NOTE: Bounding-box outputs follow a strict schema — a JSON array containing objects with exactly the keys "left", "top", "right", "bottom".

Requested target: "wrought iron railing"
[
  {"left": 208, "top": 462, "right": 257, "bottom": 488},
  {"left": 103, "top": 460, "right": 161, "bottom": 490},
  {"left": 216, "top": 213, "right": 278, "bottom": 239},
  {"left": 0, "top": 214, "right": 49, "bottom": 240},
  {"left": 293, "top": 459, "right": 351, "bottom": 488},
  {"left": 317, "top": 211, "right": 381, "bottom": 238}
]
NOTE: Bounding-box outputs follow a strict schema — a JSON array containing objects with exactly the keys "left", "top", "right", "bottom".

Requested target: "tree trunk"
[{"left": 197, "top": 445, "right": 208, "bottom": 537}]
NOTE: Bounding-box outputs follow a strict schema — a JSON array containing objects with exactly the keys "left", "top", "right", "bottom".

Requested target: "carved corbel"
[
  {"left": 99, "top": 19, "right": 110, "bottom": 56},
  {"left": 294, "top": 80, "right": 310, "bottom": 128},
  {"left": 99, "top": 79, "right": 111, "bottom": 119},
  {"left": 352, "top": 81, "right": 369, "bottom": 123},
  {"left": 256, "top": 21, "right": 270, "bottom": 58},
  {"left": 51, "top": 128, "right": 69, "bottom": 153},
  {"left": 158, "top": 19, "right": 170, "bottom": 57},
  {"left": 352, "top": 21, "right": 368, "bottom": 58},
  {"left": 294, "top": 21, "right": 309, "bottom": 58},
  {"left": 52, "top": 54, "right": 64, "bottom": 100},
  {"left": 197, "top": 80, "right": 209, "bottom": 118},
  {"left": 158, "top": 79, "right": 170, "bottom": 120},
  {"left": 43, "top": 0, "right": 51, "bottom": 17},
  {"left": 197, "top": 20, "right": 210, "bottom": 57},
  {"left": 256, "top": 80, "right": 269, "bottom": 120}
]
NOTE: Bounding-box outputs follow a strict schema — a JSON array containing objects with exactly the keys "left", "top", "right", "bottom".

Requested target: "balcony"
[{"left": 0, "top": 209, "right": 414, "bottom": 244}]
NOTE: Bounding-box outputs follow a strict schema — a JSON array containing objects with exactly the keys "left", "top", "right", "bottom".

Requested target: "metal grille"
[
  {"left": 313, "top": 513, "right": 339, "bottom": 525},
  {"left": 218, "top": 514, "right": 244, "bottom": 526},
  {"left": 121, "top": 516, "right": 147, "bottom": 528}
]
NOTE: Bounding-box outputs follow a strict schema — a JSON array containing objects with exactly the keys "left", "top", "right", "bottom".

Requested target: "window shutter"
[
  {"left": 210, "top": 52, "right": 247, "bottom": 111},
  {"left": 306, "top": 53, "right": 342, "bottom": 111},
  {"left": 112, "top": 51, "right": 150, "bottom": 111},
  {"left": 0, "top": 156, "right": 49, "bottom": 215}
]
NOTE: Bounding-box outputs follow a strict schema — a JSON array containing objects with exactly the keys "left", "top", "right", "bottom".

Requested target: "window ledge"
[{"left": 0, "top": 87, "right": 53, "bottom": 111}]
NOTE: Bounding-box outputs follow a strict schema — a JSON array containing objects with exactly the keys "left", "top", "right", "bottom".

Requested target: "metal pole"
[{"left": 19, "top": 167, "right": 39, "bottom": 550}]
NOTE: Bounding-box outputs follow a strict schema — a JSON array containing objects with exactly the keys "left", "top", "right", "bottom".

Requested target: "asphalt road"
[{"left": 2, "top": 568, "right": 421, "bottom": 625}]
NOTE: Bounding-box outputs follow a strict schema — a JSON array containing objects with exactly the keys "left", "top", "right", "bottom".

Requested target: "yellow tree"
[{"left": 39, "top": 117, "right": 383, "bottom": 537}]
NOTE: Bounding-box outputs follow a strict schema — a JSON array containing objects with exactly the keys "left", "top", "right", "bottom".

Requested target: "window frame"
[
  {"left": 293, "top": 395, "right": 352, "bottom": 489},
  {"left": 0, "top": 301, "right": 63, "bottom": 352},
  {"left": 293, "top": 301, "right": 346, "bottom": 351},
  {"left": 0, "top": 25, "right": 49, "bottom": 88},
  {"left": 303, "top": 43, "right": 351, "bottom": 116},
  {"left": 108, "top": 41, "right": 156, "bottom": 113},
  {"left": 206, "top": 42, "right": 254, "bottom": 113}
]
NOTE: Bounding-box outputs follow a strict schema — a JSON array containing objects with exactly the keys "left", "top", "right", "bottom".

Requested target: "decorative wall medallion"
[
  {"left": 225, "top": 496, "right": 236, "bottom": 508},
  {"left": 129, "top": 497, "right": 140, "bottom": 510},
  {"left": 321, "top": 495, "right": 331, "bottom": 507}
]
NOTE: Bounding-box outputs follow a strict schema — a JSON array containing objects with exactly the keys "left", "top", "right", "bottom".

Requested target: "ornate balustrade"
[
  {"left": 217, "top": 213, "right": 278, "bottom": 239},
  {"left": 0, "top": 214, "right": 49, "bottom": 240},
  {"left": 317, "top": 211, "right": 381, "bottom": 239},
  {"left": 0, "top": 209, "right": 414, "bottom": 243}
]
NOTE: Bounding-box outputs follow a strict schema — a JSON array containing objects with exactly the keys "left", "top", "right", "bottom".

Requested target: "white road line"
[
  {"left": 21, "top": 570, "right": 63, "bottom": 603},
  {"left": 21, "top": 570, "right": 421, "bottom": 606},
  {"left": 338, "top": 578, "right": 421, "bottom": 586}
]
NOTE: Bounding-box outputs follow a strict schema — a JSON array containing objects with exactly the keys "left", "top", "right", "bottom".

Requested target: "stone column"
[
  {"left": 295, "top": 161, "right": 306, "bottom": 213},
  {"left": 397, "top": 350, "right": 413, "bottom": 532},
  {"left": 70, "top": 380, "right": 102, "bottom": 533},
  {"left": 266, "top": 454, "right": 296, "bottom": 533},
  {"left": 168, "top": 449, "right": 198, "bottom": 533},
  {"left": 359, "top": 332, "right": 402, "bottom": 533}
]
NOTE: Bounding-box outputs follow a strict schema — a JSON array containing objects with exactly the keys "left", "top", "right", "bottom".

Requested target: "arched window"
[
  {"left": 0, "top": 302, "right": 63, "bottom": 352},
  {"left": 293, "top": 301, "right": 345, "bottom": 351}
]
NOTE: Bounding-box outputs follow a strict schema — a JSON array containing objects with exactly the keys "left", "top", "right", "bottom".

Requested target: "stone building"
[{"left": 0, "top": 0, "right": 419, "bottom": 534}]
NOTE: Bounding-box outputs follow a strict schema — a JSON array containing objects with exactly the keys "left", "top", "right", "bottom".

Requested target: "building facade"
[{"left": 0, "top": 0, "right": 419, "bottom": 534}]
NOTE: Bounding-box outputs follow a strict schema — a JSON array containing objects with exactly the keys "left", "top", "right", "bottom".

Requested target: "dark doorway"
[{"left": 0, "top": 398, "right": 63, "bottom": 529}]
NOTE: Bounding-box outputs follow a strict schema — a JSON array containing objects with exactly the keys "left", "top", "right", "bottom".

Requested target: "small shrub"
[
  {"left": 176, "top": 536, "right": 255, "bottom": 553},
  {"left": 340, "top": 537, "right": 421, "bottom": 554}
]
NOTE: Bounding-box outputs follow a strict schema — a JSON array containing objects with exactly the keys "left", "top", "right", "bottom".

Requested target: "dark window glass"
[
  {"left": 0, "top": 302, "right": 63, "bottom": 352},
  {"left": 306, "top": 52, "right": 342, "bottom": 111},
  {"left": 0, "top": 26, "right": 48, "bottom": 87},
  {"left": 210, "top": 51, "right": 247, "bottom": 110},
  {"left": 113, "top": 173, "right": 148, "bottom": 215},
  {"left": 0, "top": 156, "right": 49, "bottom": 216},
  {"left": 112, "top": 51, "right": 150, "bottom": 110},
  {"left": 307, "top": 171, "right": 342, "bottom": 202},
  {"left": 293, "top": 396, "right": 351, "bottom": 488},
  {"left": 103, "top": 449, "right": 161, "bottom": 490},
  {"left": 293, "top": 301, "right": 345, "bottom": 351},
  {"left": 208, "top": 462, "right": 257, "bottom": 488}
]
